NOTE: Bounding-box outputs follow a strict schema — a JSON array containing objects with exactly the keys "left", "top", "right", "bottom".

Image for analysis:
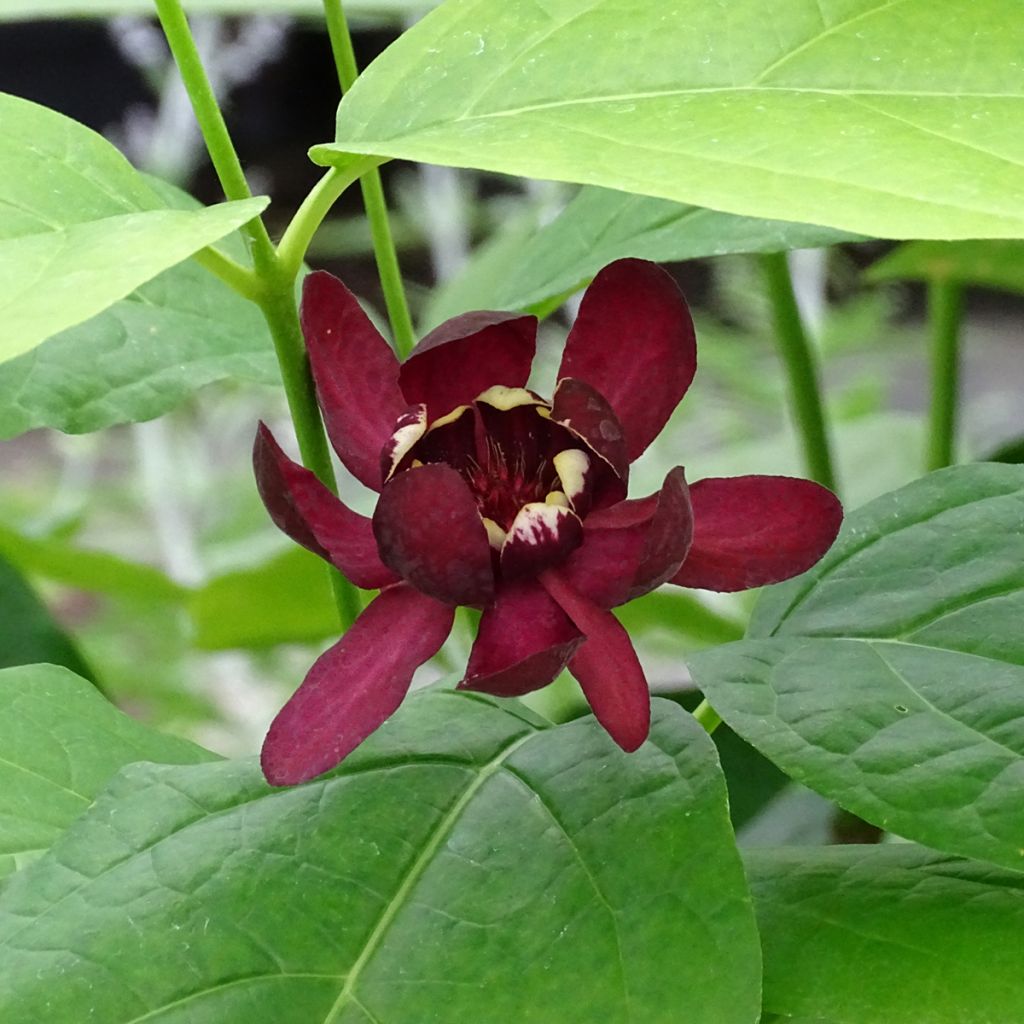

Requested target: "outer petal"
[
  {"left": 670, "top": 475, "right": 843, "bottom": 592},
  {"left": 560, "top": 467, "right": 692, "bottom": 607},
  {"left": 539, "top": 570, "right": 650, "bottom": 752},
  {"left": 559, "top": 259, "right": 696, "bottom": 463},
  {"left": 301, "top": 271, "right": 406, "bottom": 490},
  {"left": 253, "top": 422, "right": 398, "bottom": 590},
  {"left": 550, "top": 377, "right": 629, "bottom": 485},
  {"left": 261, "top": 584, "right": 454, "bottom": 785},
  {"left": 373, "top": 464, "right": 495, "bottom": 606},
  {"left": 501, "top": 502, "right": 584, "bottom": 581},
  {"left": 399, "top": 312, "right": 537, "bottom": 420},
  {"left": 458, "top": 581, "right": 583, "bottom": 697}
]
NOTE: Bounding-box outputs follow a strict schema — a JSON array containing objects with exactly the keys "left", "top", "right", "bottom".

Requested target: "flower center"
[{"left": 463, "top": 438, "right": 556, "bottom": 530}]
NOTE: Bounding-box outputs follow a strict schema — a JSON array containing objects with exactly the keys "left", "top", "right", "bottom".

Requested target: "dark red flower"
[{"left": 255, "top": 259, "right": 842, "bottom": 785}]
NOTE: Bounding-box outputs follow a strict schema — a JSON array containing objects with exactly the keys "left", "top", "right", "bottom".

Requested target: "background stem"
[
  {"left": 926, "top": 279, "right": 963, "bottom": 471},
  {"left": 322, "top": 0, "right": 417, "bottom": 356},
  {"left": 759, "top": 251, "right": 837, "bottom": 493},
  {"left": 691, "top": 698, "right": 722, "bottom": 735}
]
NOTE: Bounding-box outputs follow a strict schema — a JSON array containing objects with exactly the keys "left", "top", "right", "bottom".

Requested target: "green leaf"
[
  {"left": 0, "top": 664, "right": 215, "bottom": 881},
  {"left": 0, "top": 522, "right": 186, "bottom": 604},
  {"left": 0, "top": 555, "right": 92, "bottom": 679},
  {"left": 189, "top": 547, "right": 342, "bottom": 650},
  {"left": 0, "top": 694, "right": 761, "bottom": 1023},
  {"left": 748, "top": 844, "right": 1024, "bottom": 1024},
  {"left": 315, "top": 0, "right": 1024, "bottom": 240},
  {"left": 868, "top": 239, "right": 1024, "bottom": 294},
  {"left": 441, "top": 187, "right": 860, "bottom": 316},
  {"left": 689, "top": 464, "right": 1024, "bottom": 871},
  {"left": 0, "top": 93, "right": 267, "bottom": 364},
  {"left": 0, "top": 178, "right": 277, "bottom": 438}
]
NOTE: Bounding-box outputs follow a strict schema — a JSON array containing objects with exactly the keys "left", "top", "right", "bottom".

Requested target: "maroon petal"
[
  {"left": 550, "top": 377, "right": 629, "bottom": 486},
  {"left": 500, "top": 502, "right": 584, "bottom": 581},
  {"left": 458, "top": 580, "right": 584, "bottom": 697},
  {"left": 301, "top": 271, "right": 406, "bottom": 491},
  {"left": 261, "top": 584, "right": 453, "bottom": 785},
  {"left": 670, "top": 475, "right": 843, "bottom": 592},
  {"left": 373, "top": 463, "right": 495, "bottom": 606},
  {"left": 399, "top": 312, "right": 537, "bottom": 420},
  {"left": 253, "top": 422, "right": 398, "bottom": 590},
  {"left": 559, "top": 259, "right": 696, "bottom": 463},
  {"left": 380, "top": 404, "right": 428, "bottom": 484},
  {"left": 539, "top": 570, "right": 650, "bottom": 752},
  {"left": 561, "top": 467, "right": 692, "bottom": 607}
]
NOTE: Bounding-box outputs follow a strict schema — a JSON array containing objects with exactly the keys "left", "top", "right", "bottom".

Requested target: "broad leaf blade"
[
  {"left": 0, "top": 695, "right": 761, "bottom": 1023},
  {"left": 748, "top": 844, "right": 1024, "bottom": 1024},
  {"left": 0, "top": 664, "right": 215, "bottom": 880},
  {"left": 689, "top": 464, "right": 1024, "bottom": 871},
  {"left": 315, "top": 0, "right": 1024, "bottom": 239}
]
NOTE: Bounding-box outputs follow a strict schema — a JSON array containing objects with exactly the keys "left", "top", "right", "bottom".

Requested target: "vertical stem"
[
  {"left": 926, "top": 279, "right": 963, "bottom": 471},
  {"left": 322, "top": 0, "right": 417, "bottom": 356},
  {"left": 759, "top": 251, "right": 837, "bottom": 493},
  {"left": 691, "top": 698, "right": 722, "bottom": 736}
]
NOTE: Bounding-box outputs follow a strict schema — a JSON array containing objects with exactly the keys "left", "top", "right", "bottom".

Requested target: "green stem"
[
  {"left": 277, "top": 160, "right": 380, "bottom": 279},
  {"left": 926, "top": 279, "right": 963, "bottom": 471},
  {"left": 691, "top": 698, "right": 722, "bottom": 735},
  {"left": 322, "top": 0, "right": 417, "bottom": 356},
  {"left": 192, "top": 245, "right": 262, "bottom": 301},
  {"left": 759, "top": 251, "right": 837, "bottom": 492},
  {"left": 153, "top": 0, "right": 275, "bottom": 263}
]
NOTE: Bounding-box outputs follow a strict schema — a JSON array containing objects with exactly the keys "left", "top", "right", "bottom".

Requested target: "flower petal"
[
  {"left": 501, "top": 502, "right": 584, "bottom": 581},
  {"left": 373, "top": 463, "right": 495, "bottom": 606},
  {"left": 261, "top": 584, "right": 454, "bottom": 785},
  {"left": 561, "top": 467, "right": 692, "bottom": 607},
  {"left": 559, "top": 259, "right": 696, "bottom": 463},
  {"left": 539, "top": 570, "right": 650, "bottom": 752},
  {"left": 458, "top": 580, "right": 583, "bottom": 697},
  {"left": 253, "top": 422, "right": 398, "bottom": 590},
  {"left": 301, "top": 271, "right": 406, "bottom": 491},
  {"left": 380, "top": 404, "right": 428, "bottom": 483},
  {"left": 399, "top": 312, "right": 537, "bottom": 420},
  {"left": 670, "top": 475, "right": 843, "bottom": 592},
  {"left": 550, "top": 377, "right": 629, "bottom": 486}
]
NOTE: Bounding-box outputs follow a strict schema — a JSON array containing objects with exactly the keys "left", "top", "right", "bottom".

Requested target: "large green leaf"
[
  {"left": 748, "top": 844, "right": 1024, "bottom": 1024},
  {"left": 868, "top": 239, "right": 1024, "bottom": 294},
  {"left": 315, "top": 0, "right": 1024, "bottom": 240},
  {"left": 0, "top": 694, "right": 761, "bottom": 1023},
  {"left": 689, "top": 464, "right": 1024, "bottom": 871},
  {"left": 441, "top": 187, "right": 860, "bottom": 315},
  {"left": 0, "top": 93, "right": 267, "bottom": 364},
  {"left": 0, "top": 664, "right": 215, "bottom": 881},
  {"left": 0, "top": 555, "right": 92, "bottom": 679}
]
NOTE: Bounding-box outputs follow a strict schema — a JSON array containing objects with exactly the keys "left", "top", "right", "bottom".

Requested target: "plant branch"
[
  {"left": 192, "top": 245, "right": 263, "bottom": 301},
  {"left": 322, "top": 0, "right": 417, "bottom": 356},
  {"left": 926, "top": 278, "right": 963, "bottom": 471},
  {"left": 153, "top": 0, "right": 275, "bottom": 263},
  {"left": 759, "top": 251, "right": 837, "bottom": 493},
  {"left": 691, "top": 699, "right": 722, "bottom": 735}
]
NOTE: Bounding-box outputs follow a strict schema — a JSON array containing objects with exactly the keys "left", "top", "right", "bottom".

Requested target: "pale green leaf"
[
  {"left": 315, "top": 0, "right": 1024, "bottom": 239},
  {"left": 868, "top": 239, "right": 1024, "bottom": 294}
]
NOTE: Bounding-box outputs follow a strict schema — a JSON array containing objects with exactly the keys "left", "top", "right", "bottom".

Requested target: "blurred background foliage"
[{"left": 0, "top": 3, "right": 1021, "bottom": 844}]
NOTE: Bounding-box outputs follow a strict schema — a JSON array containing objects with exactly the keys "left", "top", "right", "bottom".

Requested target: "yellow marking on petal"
[
  {"left": 553, "top": 448, "right": 591, "bottom": 504},
  {"left": 425, "top": 403, "right": 471, "bottom": 432},
  {"left": 545, "top": 490, "right": 570, "bottom": 508},
  {"left": 383, "top": 406, "right": 427, "bottom": 481},
  {"left": 475, "top": 385, "right": 544, "bottom": 411},
  {"left": 481, "top": 516, "right": 508, "bottom": 549},
  {"left": 411, "top": 459, "right": 424, "bottom": 469},
  {"left": 535, "top": 406, "right": 552, "bottom": 419}
]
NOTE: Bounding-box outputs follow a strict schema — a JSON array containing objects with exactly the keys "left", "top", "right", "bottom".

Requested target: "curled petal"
[
  {"left": 458, "top": 581, "right": 583, "bottom": 697},
  {"left": 501, "top": 502, "right": 584, "bottom": 581},
  {"left": 539, "top": 570, "right": 650, "bottom": 752},
  {"left": 559, "top": 259, "right": 696, "bottom": 463},
  {"left": 373, "top": 464, "right": 495, "bottom": 606},
  {"left": 380, "top": 404, "right": 427, "bottom": 484},
  {"left": 395, "top": 404, "right": 478, "bottom": 480},
  {"left": 261, "top": 584, "right": 454, "bottom": 785},
  {"left": 399, "top": 312, "right": 537, "bottom": 420},
  {"left": 550, "top": 377, "right": 629, "bottom": 487},
  {"left": 253, "top": 423, "right": 398, "bottom": 590},
  {"left": 301, "top": 271, "right": 406, "bottom": 491},
  {"left": 561, "top": 467, "right": 692, "bottom": 607},
  {"left": 670, "top": 475, "right": 843, "bottom": 592}
]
